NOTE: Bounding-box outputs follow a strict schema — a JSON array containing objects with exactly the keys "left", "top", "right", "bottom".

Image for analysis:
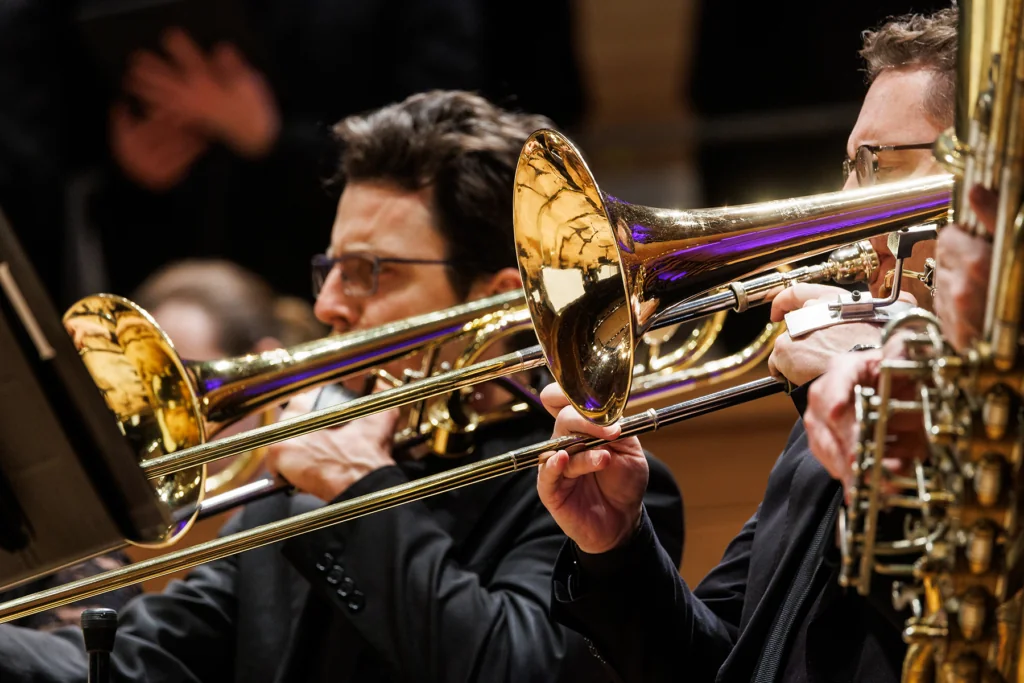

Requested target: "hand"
[
  {"left": 536, "top": 383, "right": 649, "bottom": 554},
  {"left": 766, "top": 283, "right": 915, "bottom": 387},
  {"left": 804, "top": 335, "right": 924, "bottom": 499},
  {"left": 934, "top": 184, "right": 997, "bottom": 352},
  {"left": 265, "top": 390, "right": 398, "bottom": 502},
  {"left": 126, "top": 29, "right": 280, "bottom": 159},
  {"left": 109, "top": 102, "right": 208, "bottom": 191}
]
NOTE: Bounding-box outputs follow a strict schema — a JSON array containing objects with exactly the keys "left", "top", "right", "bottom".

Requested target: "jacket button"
[
  {"left": 315, "top": 553, "right": 334, "bottom": 573},
  {"left": 347, "top": 590, "right": 365, "bottom": 613},
  {"left": 337, "top": 577, "right": 355, "bottom": 599},
  {"left": 326, "top": 565, "right": 345, "bottom": 585}
]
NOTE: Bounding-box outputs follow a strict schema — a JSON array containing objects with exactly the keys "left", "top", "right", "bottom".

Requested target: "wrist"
[{"left": 575, "top": 506, "right": 650, "bottom": 580}]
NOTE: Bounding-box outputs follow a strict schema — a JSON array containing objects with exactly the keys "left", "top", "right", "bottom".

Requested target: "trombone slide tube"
[
  {"left": 0, "top": 377, "right": 785, "bottom": 624},
  {"left": 192, "top": 289, "right": 527, "bottom": 430},
  {"left": 141, "top": 347, "right": 549, "bottom": 479}
]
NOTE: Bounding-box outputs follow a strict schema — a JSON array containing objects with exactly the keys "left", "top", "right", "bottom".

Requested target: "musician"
[
  {"left": 0, "top": 91, "right": 684, "bottom": 682},
  {"left": 537, "top": 8, "right": 957, "bottom": 683}
]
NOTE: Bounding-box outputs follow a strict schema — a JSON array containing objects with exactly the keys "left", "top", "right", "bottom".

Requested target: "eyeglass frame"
[
  {"left": 311, "top": 252, "right": 456, "bottom": 298},
  {"left": 842, "top": 142, "right": 936, "bottom": 187}
]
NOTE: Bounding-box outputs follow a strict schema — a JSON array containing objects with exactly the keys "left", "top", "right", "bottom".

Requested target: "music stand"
[{"left": 0, "top": 210, "right": 169, "bottom": 591}]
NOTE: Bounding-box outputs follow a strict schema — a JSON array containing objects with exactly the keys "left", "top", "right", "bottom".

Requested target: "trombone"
[{"left": 0, "top": 130, "right": 953, "bottom": 623}]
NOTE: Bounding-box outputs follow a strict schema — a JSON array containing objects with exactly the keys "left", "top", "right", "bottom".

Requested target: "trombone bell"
[
  {"left": 513, "top": 129, "right": 952, "bottom": 425},
  {"left": 63, "top": 295, "right": 206, "bottom": 549}
]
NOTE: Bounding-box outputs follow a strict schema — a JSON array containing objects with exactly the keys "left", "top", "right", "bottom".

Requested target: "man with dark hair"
[
  {"left": 535, "top": 8, "right": 957, "bottom": 683},
  {"left": 0, "top": 90, "right": 684, "bottom": 683}
]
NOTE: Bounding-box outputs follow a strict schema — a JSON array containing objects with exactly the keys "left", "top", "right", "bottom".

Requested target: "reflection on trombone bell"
[{"left": 0, "top": 128, "right": 955, "bottom": 624}]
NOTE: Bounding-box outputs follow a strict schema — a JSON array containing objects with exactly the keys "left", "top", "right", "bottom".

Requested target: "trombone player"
[
  {"left": 537, "top": 7, "right": 957, "bottom": 683},
  {"left": 0, "top": 90, "right": 684, "bottom": 682}
]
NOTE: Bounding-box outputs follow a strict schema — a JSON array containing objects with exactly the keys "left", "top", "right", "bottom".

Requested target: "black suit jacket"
[
  {"left": 0, "top": 413, "right": 684, "bottom": 683},
  {"left": 551, "top": 419, "right": 908, "bottom": 683}
]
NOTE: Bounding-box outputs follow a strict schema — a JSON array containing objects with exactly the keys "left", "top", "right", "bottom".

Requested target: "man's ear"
[{"left": 466, "top": 267, "right": 522, "bottom": 300}]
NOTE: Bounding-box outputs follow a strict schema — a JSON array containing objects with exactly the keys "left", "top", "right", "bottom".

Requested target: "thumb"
[{"left": 896, "top": 289, "right": 919, "bottom": 307}]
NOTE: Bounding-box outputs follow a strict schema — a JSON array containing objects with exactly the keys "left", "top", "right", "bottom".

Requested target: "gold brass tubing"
[
  {"left": 629, "top": 322, "right": 786, "bottom": 407},
  {"left": 645, "top": 311, "right": 728, "bottom": 374},
  {"left": 0, "top": 377, "right": 785, "bottom": 624},
  {"left": 189, "top": 289, "right": 527, "bottom": 432},
  {"left": 140, "top": 347, "right": 548, "bottom": 479}
]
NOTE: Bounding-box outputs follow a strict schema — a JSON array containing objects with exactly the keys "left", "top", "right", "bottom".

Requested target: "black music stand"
[{"left": 0, "top": 209, "right": 169, "bottom": 591}]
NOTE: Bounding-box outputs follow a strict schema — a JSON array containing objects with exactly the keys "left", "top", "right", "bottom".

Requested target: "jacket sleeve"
[
  {"left": 0, "top": 514, "right": 245, "bottom": 683},
  {"left": 282, "top": 465, "right": 601, "bottom": 683},
  {"left": 549, "top": 503, "right": 758, "bottom": 683}
]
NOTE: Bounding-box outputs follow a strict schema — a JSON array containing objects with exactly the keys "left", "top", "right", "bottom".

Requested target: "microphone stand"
[{"left": 81, "top": 608, "right": 118, "bottom": 683}]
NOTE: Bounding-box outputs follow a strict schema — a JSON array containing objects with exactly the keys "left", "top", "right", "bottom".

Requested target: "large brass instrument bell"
[{"left": 841, "top": 2, "right": 1024, "bottom": 681}]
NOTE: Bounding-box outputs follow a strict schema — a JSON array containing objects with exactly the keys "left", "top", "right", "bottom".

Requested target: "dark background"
[{"left": 0, "top": 0, "right": 951, "bottom": 322}]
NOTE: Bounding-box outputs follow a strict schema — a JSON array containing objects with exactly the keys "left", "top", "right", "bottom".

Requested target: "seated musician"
[
  {"left": 0, "top": 91, "right": 683, "bottom": 682},
  {"left": 535, "top": 8, "right": 957, "bottom": 683}
]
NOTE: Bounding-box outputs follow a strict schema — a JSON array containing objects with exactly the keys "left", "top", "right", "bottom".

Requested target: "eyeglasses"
[
  {"left": 311, "top": 252, "right": 454, "bottom": 298},
  {"left": 842, "top": 143, "right": 935, "bottom": 187}
]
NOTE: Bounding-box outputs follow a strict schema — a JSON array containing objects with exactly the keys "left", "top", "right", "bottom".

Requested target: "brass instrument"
[
  {"left": 513, "top": 130, "right": 950, "bottom": 425},
  {"left": 0, "top": 129, "right": 952, "bottom": 623},
  {"left": 840, "top": 3, "right": 1024, "bottom": 681}
]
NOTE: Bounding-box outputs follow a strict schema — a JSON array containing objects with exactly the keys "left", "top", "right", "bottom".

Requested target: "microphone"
[{"left": 81, "top": 608, "right": 118, "bottom": 683}]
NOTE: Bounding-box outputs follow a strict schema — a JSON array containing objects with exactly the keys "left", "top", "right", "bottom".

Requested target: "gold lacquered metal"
[
  {"left": 63, "top": 295, "right": 206, "bottom": 548},
  {"left": 130, "top": 239, "right": 884, "bottom": 484},
  {"left": 1, "top": 127, "right": 956, "bottom": 617},
  {"left": 514, "top": 128, "right": 952, "bottom": 425},
  {"left": 0, "top": 376, "right": 786, "bottom": 624},
  {"left": 63, "top": 289, "right": 528, "bottom": 545}
]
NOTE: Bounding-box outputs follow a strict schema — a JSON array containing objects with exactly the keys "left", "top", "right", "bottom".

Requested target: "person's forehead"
[
  {"left": 328, "top": 182, "right": 441, "bottom": 256},
  {"left": 847, "top": 69, "right": 939, "bottom": 153}
]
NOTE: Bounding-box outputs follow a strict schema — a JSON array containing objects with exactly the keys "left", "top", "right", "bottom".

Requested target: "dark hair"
[
  {"left": 859, "top": 5, "right": 958, "bottom": 125},
  {"left": 132, "top": 259, "right": 325, "bottom": 356},
  {"left": 332, "top": 90, "right": 556, "bottom": 297}
]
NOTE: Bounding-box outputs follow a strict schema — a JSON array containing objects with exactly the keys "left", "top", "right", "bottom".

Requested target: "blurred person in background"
[{"left": 0, "top": 0, "right": 587, "bottom": 312}]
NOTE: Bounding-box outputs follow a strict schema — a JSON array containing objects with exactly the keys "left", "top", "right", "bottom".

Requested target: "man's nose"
[{"left": 314, "top": 269, "right": 359, "bottom": 333}]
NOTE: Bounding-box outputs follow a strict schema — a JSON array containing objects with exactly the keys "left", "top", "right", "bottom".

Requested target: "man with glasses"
[
  {"left": 536, "top": 7, "right": 955, "bottom": 683},
  {"left": 0, "top": 90, "right": 684, "bottom": 683},
  {"left": 765, "top": 50, "right": 947, "bottom": 387}
]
